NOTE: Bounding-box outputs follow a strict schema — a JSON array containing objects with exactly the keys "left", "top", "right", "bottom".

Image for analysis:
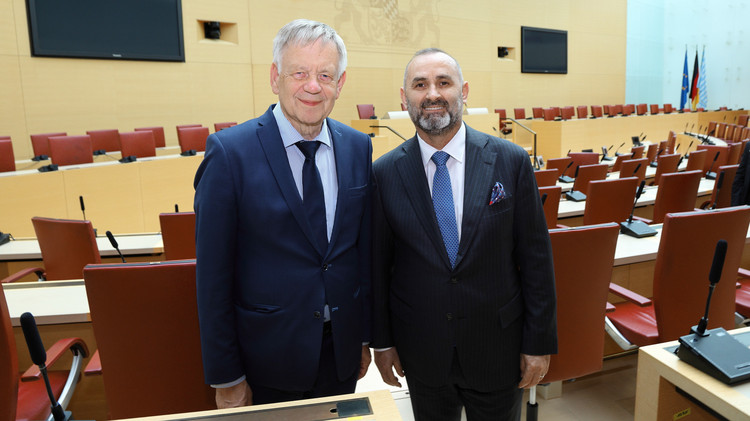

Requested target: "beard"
[{"left": 406, "top": 95, "right": 463, "bottom": 136}]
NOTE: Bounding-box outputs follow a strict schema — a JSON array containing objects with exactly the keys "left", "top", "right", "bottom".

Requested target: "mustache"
[{"left": 420, "top": 99, "right": 449, "bottom": 109}]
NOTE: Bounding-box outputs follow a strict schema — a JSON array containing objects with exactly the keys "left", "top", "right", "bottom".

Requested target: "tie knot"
[
  {"left": 432, "top": 151, "right": 450, "bottom": 166},
  {"left": 296, "top": 140, "right": 321, "bottom": 160}
]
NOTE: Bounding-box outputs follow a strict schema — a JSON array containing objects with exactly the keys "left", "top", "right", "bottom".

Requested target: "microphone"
[
  {"left": 174, "top": 203, "right": 179, "bottom": 212},
  {"left": 540, "top": 193, "right": 547, "bottom": 206},
  {"left": 31, "top": 154, "right": 49, "bottom": 162},
  {"left": 685, "top": 140, "right": 694, "bottom": 158},
  {"left": 620, "top": 180, "right": 657, "bottom": 238},
  {"left": 649, "top": 148, "right": 664, "bottom": 168},
  {"left": 684, "top": 122, "right": 689, "bottom": 134},
  {"left": 601, "top": 145, "right": 614, "bottom": 161},
  {"left": 710, "top": 171, "right": 725, "bottom": 209},
  {"left": 118, "top": 155, "right": 137, "bottom": 163},
  {"left": 631, "top": 163, "right": 642, "bottom": 178},
  {"left": 37, "top": 164, "right": 59, "bottom": 172},
  {"left": 21, "top": 312, "right": 68, "bottom": 421},
  {"left": 106, "top": 230, "right": 126, "bottom": 263},
  {"left": 79, "top": 196, "right": 86, "bottom": 221},
  {"left": 693, "top": 240, "right": 728, "bottom": 335},
  {"left": 564, "top": 166, "right": 586, "bottom": 201},
  {"left": 706, "top": 151, "right": 720, "bottom": 180},
  {"left": 614, "top": 142, "right": 625, "bottom": 156},
  {"left": 558, "top": 161, "right": 575, "bottom": 183}
]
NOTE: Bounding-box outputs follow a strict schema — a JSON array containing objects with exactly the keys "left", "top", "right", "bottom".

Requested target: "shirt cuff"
[
  {"left": 373, "top": 347, "right": 392, "bottom": 352},
  {"left": 211, "top": 375, "right": 246, "bottom": 389}
]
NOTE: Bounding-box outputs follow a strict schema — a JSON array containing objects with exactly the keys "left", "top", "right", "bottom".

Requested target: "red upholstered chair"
[
  {"left": 32, "top": 216, "right": 101, "bottom": 281},
  {"left": 567, "top": 152, "right": 599, "bottom": 168},
  {"left": 570, "top": 163, "right": 608, "bottom": 198},
  {"left": 356, "top": 104, "right": 375, "bottom": 119},
  {"left": 715, "top": 123, "right": 727, "bottom": 139},
  {"left": 134, "top": 126, "right": 166, "bottom": 148},
  {"left": 86, "top": 129, "right": 120, "bottom": 152},
  {"left": 727, "top": 142, "right": 742, "bottom": 165},
  {"left": 542, "top": 108, "right": 557, "bottom": 121},
  {"left": 605, "top": 105, "right": 618, "bottom": 117},
  {"left": 214, "top": 122, "right": 237, "bottom": 132},
  {"left": 610, "top": 154, "right": 631, "bottom": 173},
  {"left": 685, "top": 149, "right": 707, "bottom": 176},
  {"left": 494, "top": 109, "right": 511, "bottom": 134},
  {"left": 538, "top": 186, "right": 562, "bottom": 229},
  {"left": 48, "top": 135, "right": 94, "bottom": 166},
  {"left": 696, "top": 144, "right": 730, "bottom": 175},
  {"left": 619, "top": 158, "right": 648, "bottom": 183},
  {"left": 652, "top": 153, "right": 681, "bottom": 186},
  {"left": 699, "top": 165, "right": 739, "bottom": 210},
  {"left": 724, "top": 124, "right": 736, "bottom": 141},
  {"left": 177, "top": 127, "right": 209, "bottom": 153},
  {"left": 645, "top": 144, "right": 658, "bottom": 163},
  {"left": 613, "top": 104, "right": 623, "bottom": 115},
  {"left": 663, "top": 103, "right": 673, "bottom": 114},
  {"left": 666, "top": 131, "right": 677, "bottom": 154},
  {"left": 649, "top": 104, "right": 659, "bottom": 115},
  {"left": 545, "top": 157, "right": 572, "bottom": 175},
  {"left": 0, "top": 137, "right": 15, "bottom": 172},
  {"left": 606, "top": 207, "right": 750, "bottom": 348},
  {"left": 159, "top": 212, "right": 196, "bottom": 260},
  {"left": 738, "top": 114, "right": 749, "bottom": 127},
  {"left": 513, "top": 108, "right": 526, "bottom": 119},
  {"left": 83, "top": 260, "right": 214, "bottom": 418},
  {"left": 706, "top": 121, "right": 717, "bottom": 138},
  {"left": 0, "top": 282, "right": 89, "bottom": 421},
  {"left": 560, "top": 106, "right": 575, "bottom": 120},
  {"left": 591, "top": 105, "right": 603, "bottom": 118},
  {"left": 636, "top": 103, "right": 647, "bottom": 116},
  {"left": 733, "top": 125, "right": 745, "bottom": 142},
  {"left": 637, "top": 170, "right": 702, "bottom": 224},
  {"left": 532, "top": 107, "right": 544, "bottom": 119},
  {"left": 534, "top": 169, "right": 559, "bottom": 188},
  {"left": 582, "top": 177, "right": 639, "bottom": 225},
  {"left": 719, "top": 106, "right": 728, "bottom": 111},
  {"left": 119, "top": 131, "right": 156, "bottom": 159},
  {"left": 621, "top": 104, "right": 634, "bottom": 116},
  {"left": 629, "top": 145, "right": 645, "bottom": 159},
  {"left": 576, "top": 105, "right": 588, "bottom": 119},
  {"left": 30, "top": 132, "right": 66, "bottom": 159}
]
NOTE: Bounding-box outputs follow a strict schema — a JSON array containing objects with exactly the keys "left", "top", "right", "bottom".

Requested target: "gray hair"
[
  {"left": 273, "top": 19, "right": 347, "bottom": 79},
  {"left": 403, "top": 48, "right": 464, "bottom": 88}
]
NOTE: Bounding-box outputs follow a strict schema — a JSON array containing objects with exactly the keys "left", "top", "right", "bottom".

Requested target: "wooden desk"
[
  {"left": 635, "top": 327, "right": 750, "bottom": 420},
  {"left": 116, "top": 390, "right": 402, "bottom": 420}
]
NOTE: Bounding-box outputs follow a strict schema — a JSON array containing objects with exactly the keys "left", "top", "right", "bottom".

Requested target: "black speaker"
[
  {"left": 204, "top": 21, "right": 221, "bottom": 40},
  {"left": 497, "top": 46, "right": 509, "bottom": 58}
]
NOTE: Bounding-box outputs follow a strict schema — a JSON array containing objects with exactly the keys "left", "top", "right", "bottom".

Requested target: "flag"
[
  {"left": 679, "top": 50, "right": 689, "bottom": 110},
  {"left": 690, "top": 51, "right": 700, "bottom": 110},
  {"left": 698, "top": 47, "right": 707, "bottom": 109}
]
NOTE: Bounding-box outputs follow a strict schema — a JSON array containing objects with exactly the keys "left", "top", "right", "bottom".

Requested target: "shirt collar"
[
  {"left": 272, "top": 102, "right": 332, "bottom": 148},
  {"left": 417, "top": 122, "right": 466, "bottom": 168}
]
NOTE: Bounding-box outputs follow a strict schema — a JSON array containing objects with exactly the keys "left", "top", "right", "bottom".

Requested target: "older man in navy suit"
[
  {"left": 371, "top": 48, "right": 557, "bottom": 420},
  {"left": 194, "top": 20, "right": 372, "bottom": 408}
]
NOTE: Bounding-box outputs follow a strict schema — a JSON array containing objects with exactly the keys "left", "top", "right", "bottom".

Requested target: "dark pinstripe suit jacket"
[
  {"left": 371, "top": 125, "right": 557, "bottom": 391},
  {"left": 732, "top": 142, "right": 750, "bottom": 206}
]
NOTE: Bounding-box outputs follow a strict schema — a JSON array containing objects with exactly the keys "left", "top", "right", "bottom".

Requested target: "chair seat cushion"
[
  {"left": 16, "top": 371, "right": 68, "bottom": 421},
  {"left": 607, "top": 301, "right": 660, "bottom": 347}
]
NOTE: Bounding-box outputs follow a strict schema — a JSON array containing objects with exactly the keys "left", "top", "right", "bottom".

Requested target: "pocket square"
[{"left": 489, "top": 181, "right": 506, "bottom": 205}]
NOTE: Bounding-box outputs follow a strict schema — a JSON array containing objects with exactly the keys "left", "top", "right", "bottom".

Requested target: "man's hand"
[
  {"left": 518, "top": 353, "right": 551, "bottom": 389},
  {"left": 374, "top": 347, "right": 405, "bottom": 387},
  {"left": 359, "top": 345, "right": 372, "bottom": 379},
  {"left": 215, "top": 382, "right": 252, "bottom": 409}
]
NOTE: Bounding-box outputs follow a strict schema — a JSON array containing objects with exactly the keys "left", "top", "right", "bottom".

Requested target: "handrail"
[
  {"left": 504, "top": 117, "right": 539, "bottom": 169},
  {"left": 370, "top": 125, "right": 408, "bottom": 141}
]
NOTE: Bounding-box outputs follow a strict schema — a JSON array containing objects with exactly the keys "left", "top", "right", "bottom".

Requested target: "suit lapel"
[
  {"left": 256, "top": 107, "right": 324, "bottom": 256},
  {"left": 456, "top": 128, "right": 495, "bottom": 268},
  {"left": 327, "top": 119, "right": 349, "bottom": 256}
]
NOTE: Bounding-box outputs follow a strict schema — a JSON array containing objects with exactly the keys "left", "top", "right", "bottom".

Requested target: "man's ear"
[{"left": 270, "top": 63, "right": 280, "bottom": 95}]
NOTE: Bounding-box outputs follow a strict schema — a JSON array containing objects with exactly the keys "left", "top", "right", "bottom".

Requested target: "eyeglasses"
[{"left": 282, "top": 71, "right": 338, "bottom": 86}]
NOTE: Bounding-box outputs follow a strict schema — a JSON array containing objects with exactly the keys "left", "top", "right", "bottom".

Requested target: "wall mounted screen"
[
  {"left": 27, "top": 0, "right": 185, "bottom": 62},
  {"left": 521, "top": 26, "right": 567, "bottom": 74}
]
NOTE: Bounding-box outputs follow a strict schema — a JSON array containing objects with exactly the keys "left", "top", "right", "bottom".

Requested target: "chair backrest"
[
  {"left": 494, "top": 109, "right": 507, "bottom": 130},
  {"left": 32, "top": 216, "right": 100, "bottom": 280},
  {"left": 706, "top": 121, "right": 717, "bottom": 137},
  {"left": 653, "top": 207, "right": 750, "bottom": 342},
  {"left": 567, "top": 152, "right": 599, "bottom": 168},
  {"left": 119, "top": 131, "right": 157, "bottom": 158},
  {"left": 86, "top": 129, "right": 120, "bottom": 152},
  {"left": 545, "top": 157, "right": 572, "bottom": 175},
  {"left": 591, "top": 105, "right": 603, "bottom": 118},
  {"left": 532, "top": 107, "right": 544, "bottom": 119},
  {"left": 663, "top": 103, "right": 673, "bottom": 113},
  {"left": 177, "top": 127, "right": 209, "bottom": 153},
  {"left": 560, "top": 106, "right": 574, "bottom": 120},
  {"left": 159, "top": 212, "right": 196, "bottom": 260},
  {"left": 0, "top": 138, "right": 15, "bottom": 172},
  {"left": 356, "top": 104, "right": 375, "bottom": 119},
  {"left": 214, "top": 122, "right": 237, "bottom": 132},
  {"left": 30, "top": 132, "right": 66, "bottom": 157},
  {"left": 666, "top": 131, "right": 676, "bottom": 154},
  {"left": 583, "top": 177, "right": 639, "bottom": 225},
  {"left": 83, "top": 260, "right": 214, "bottom": 418},
  {"left": 653, "top": 153, "right": 681, "bottom": 185},
  {"left": 636, "top": 103, "right": 647, "bottom": 115},
  {"left": 576, "top": 105, "right": 587, "bottom": 119},
  {"left": 572, "top": 163, "right": 608, "bottom": 195},
  {"left": 711, "top": 164, "right": 739, "bottom": 209},
  {"left": 724, "top": 124, "right": 735, "bottom": 141},
  {"left": 727, "top": 142, "right": 742, "bottom": 165},
  {"left": 534, "top": 169, "right": 559, "bottom": 188},
  {"left": 733, "top": 124, "right": 744, "bottom": 142},
  {"left": 621, "top": 104, "right": 634, "bottom": 116},
  {"left": 738, "top": 114, "right": 749, "bottom": 127},
  {"left": 645, "top": 144, "right": 658, "bottom": 163},
  {"left": 538, "top": 186, "right": 561, "bottom": 229},
  {"left": 611, "top": 154, "right": 630, "bottom": 173},
  {"left": 0, "top": 283, "right": 19, "bottom": 421},
  {"left": 545, "top": 223, "right": 619, "bottom": 383},
  {"left": 48, "top": 135, "right": 94, "bottom": 166},
  {"left": 513, "top": 108, "right": 526, "bottom": 119},
  {"left": 629, "top": 145, "right": 645, "bottom": 159},
  {"left": 696, "top": 145, "right": 730, "bottom": 174},
  {"left": 619, "top": 158, "right": 648, "bottom": 183},
  {"left": 543, "top": 108, "right": 557, "bottom": 121},
  {"left": 685, "top": 148, "right": 707, "bottom": 174},
  {"left": 134, "top": 127, "right": 166, "bottom": 148},
  {"left": 715, "top": 123, "right": 727, "bottom": 139},
  {"left": 605, "top": 105, "right": 617, "bottom": 117},
  {"left": 651, "top": 170, "right": 702, "bottom": 224},
  {"left": 649, "top": 104, "right": 659, "bottom": 115}
]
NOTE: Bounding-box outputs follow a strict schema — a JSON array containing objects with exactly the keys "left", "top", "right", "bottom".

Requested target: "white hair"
[{"left": 273, "top": 19, "right": 347, "bottom": 78}]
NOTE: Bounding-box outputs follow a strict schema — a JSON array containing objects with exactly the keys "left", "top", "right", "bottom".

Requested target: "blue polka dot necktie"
[
  {"left": 431, "top": 151, "right": 459, "bottom": 268},
  {"left": 296, "top": 140, "right": 328, "bottom": 253}
]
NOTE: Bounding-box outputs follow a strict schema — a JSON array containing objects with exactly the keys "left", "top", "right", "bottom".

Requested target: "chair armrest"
[
  {"left": 631, "top": 215, "right": 652, "bottom": 224},
  {"left": 21, "top": 338, "right": 88, "bottom": 381},
  {"left": 739, "top": 268, "right": 750, "bottom": 279},
  {"left": 1, "top": 267, "right": 45, "bottom": 283},
  {"left": 606, "top": 302, "right": 615, "bottom": 312},
  {"left": 84, "top": 350, "right": 102, "bottom": 376},
  {"left": 609, "top": 283, "right": 652, "bottom": 307}
]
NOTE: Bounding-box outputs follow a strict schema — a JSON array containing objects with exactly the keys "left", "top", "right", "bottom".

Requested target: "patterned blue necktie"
[
  {"left": 296, "top": 140, "right": 328, "bottom": 253},
  {"left": 431, "top": 151, "right": 459, "bottom": 268}
]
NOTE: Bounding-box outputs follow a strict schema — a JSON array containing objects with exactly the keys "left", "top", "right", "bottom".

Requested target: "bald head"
[{"left": 403, "top": 48, "right": 464, "bottom": 89}]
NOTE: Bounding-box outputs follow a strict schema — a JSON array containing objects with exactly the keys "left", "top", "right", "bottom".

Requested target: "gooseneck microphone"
[
  {"left": 540, "top": 193, "right": 547, "bottom": 206},
  {"left": 79, "top": 196, "right": 86, "bottom": 221},
  {"left": 558, "top": 161, "right": 575, "bottom": 183},
  {"left": 631, "top": 163, "right": 642, "bottom": 178},
  {"left": 694, "top": 240, "right": 727, "bottom": 336},
  {"left": 710, "top": 171, "right": 726, "bottom": 209},
  {"left": 21, "top": 312, "right": 67, "bottom": 421},
  {"left": 106, "top": 230, "right": 126, "bottom": 263},
  {"left": 620, "top": 180, "right": 657, "bottom": 238},
  {"left": 706, "top": 151, "right": 720, "bottom": 180},
  {"left": 174, "top": 203, "right": 179, "bottom": 212},
  {"left": 614, "top": 142, "right": 626, "bottom": 156}
]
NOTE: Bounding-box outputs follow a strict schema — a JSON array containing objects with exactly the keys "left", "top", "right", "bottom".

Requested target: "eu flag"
[{"left": 680, "top": 50, "right": 689, "bottom": 110}]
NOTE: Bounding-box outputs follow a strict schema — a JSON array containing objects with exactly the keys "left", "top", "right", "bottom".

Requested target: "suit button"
[
  {"left": 313, "top": 311, "right": 322, "bottom": 319},
  {"left": 446, "top": 313, "right": 453, "bottom": 321},
  {"left": 322, "top": 264, "right": 329, "bottom": 271},
  {"left": 450, "top": 277, "right": 458, "bottom": 284}
]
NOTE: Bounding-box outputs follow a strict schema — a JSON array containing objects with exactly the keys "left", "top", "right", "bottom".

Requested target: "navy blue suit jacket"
[
  {"left": 371, "top": 125, "right": 556, "bottom": 391},
  {"left": 194, "top": 105, "right": 372, "bottom": 391}
]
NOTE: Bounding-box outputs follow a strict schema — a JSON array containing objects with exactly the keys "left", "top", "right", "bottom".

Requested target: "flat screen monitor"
[
  {"left": 521, "top": 26, "right": 567, "bottom": 74},
  {"left": 26, "top": 0, "right": 185, "bottom": 62}
]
